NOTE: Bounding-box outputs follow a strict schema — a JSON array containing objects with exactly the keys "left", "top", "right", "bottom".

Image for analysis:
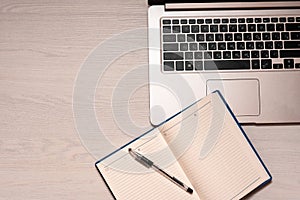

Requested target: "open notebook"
[{"left": 95, "top": 91, "right": 271, "bottom": 200}]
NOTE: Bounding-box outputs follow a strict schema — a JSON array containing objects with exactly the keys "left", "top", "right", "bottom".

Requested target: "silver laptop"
[{"left": 148, "top": 0, "right": 300, "bottom": 125}]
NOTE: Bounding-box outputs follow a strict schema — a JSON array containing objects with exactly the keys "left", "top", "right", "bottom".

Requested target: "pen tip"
[
  {"left": 187, "top": 188, "right": 193, "bottom": 194},
  {"left": 128, "top": 148, "right": 132, "bottom": 152}
]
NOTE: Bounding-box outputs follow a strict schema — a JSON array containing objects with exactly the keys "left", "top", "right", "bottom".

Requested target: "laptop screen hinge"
[{"left": 165, "top": 1, "right": 300, "bottom": 11}]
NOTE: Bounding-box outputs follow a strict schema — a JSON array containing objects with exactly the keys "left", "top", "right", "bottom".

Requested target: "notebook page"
[
  {"left": 160, "top": 93, "right": 270, "bottom": 200},
  {"left": 96, "top": 129, "right": 201, "bottom": 200}
]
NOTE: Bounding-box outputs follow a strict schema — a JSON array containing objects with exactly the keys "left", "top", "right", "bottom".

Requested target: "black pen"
[{"left": 128, "top": 148, "right": 193, "bottom": 194}]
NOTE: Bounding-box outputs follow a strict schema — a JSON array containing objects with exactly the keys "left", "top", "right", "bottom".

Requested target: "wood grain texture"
[{"left": 0, "top": 0, "right": 299, "bottom": 199}]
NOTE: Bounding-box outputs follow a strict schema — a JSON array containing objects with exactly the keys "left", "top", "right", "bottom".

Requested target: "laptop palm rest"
[{"left": 206, "top": 79, "right": 260, "bottom": 117}]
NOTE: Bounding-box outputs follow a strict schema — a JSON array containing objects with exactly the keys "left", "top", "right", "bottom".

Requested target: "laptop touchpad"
[{"left": 206, "top": 79, "right": 260, "bottom": 116}]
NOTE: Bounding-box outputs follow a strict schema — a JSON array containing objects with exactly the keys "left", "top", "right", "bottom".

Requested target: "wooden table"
[{"left": 0, "top": 1, "right": 299, "bottom": 199}]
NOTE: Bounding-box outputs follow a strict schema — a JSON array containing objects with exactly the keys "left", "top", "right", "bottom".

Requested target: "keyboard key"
[
  {"left": 251, "top": 51, "right": 260, "bottom": 58},
  {"left": 191, "top": 25, "right": 199, "bottom": 33},
  {"left": 197, "top": 19, "right": 204, "bottom": 24},
  {"left": 181, "top": 19, "right": 187, "bottom": 24},
  {"left": 247, "top": 18, "right": 254, "bottom": 23},
  {"left": 218, "top": 42, "right": 226, "bottom": 50},
  {"left": 284, "top": 41, "right": 300, "bottom": 49},
  {"left": 256, "top": 42, "right": 264, "bottom": 49},
  {"left": 229, "top": 24, "right": 237, "bottom": 32},
  {"left": 276, "top": 23, "right": 284, "bottom": 31},
  {"left": 189, "top": 19, "right": 196, "bottom": 24},
  {"left": 261, "top": 50, "right": 269, "bottom": 58},
  {"left": 222, "top": 18, "right": 229, "bottom": 23},
  {"left": 244, "top": 33, "right": 252, "bottom": 40},
  {"left": 163, "top": 35, "right": 176, "bottom": 42},
  {"left": 163, "top": 26, "right": 171, "bottom": 33},
  {"left": 261, "top": 59, "right": 272, "bottom": 69},
  {"left": 253, "top": 33, "right": 261, "bottom": 40},
  {"left": 164, "top": 61, "right": 174, "bottom": 71},
  {"left": 257, "top": 24, "right": 265, "bottom": 31},
  {"left": 176, "top": 61, "right": 184, "bottom": 71},
  {"left": 263, "top": 18, "right": 270, "bottom": 23},
  {"left": 275, "top": 41, "right": 283, "bottom": 49},
  {"left": 281, "top": 32, "right": 290, "bottom": 40},
  {"left": 279, "top": 17, "right": 286, "bottom": 22},
  {"left": 194, "top": 52, "right": 203, "bottom": 59},
  {"left": 248, "top": 24, "right": 256, "bottom": 32},
  {"left": 225, "top": 33, "right": 233, "bottom": 41},
  {"left": 227, "top": 42, "right": 235, "bottom": 50},
  {"left": 234, "top": 33, "right": 243, "bottom": 41},
  {"left": 237, "top": 42, "right": 245, "bottom": 50},
  {"left": 286, "top": 23, "right": 300, "bottom": 31},
  {"left": 195, "top": 61, "right": 203, "bottom": 70},
  {"left": 163, "top": 43, "right": 178, "bottom": 51},
  {"left": 172, "top": 26, "right": 180, "bottom": 33},
  {"left": 238, "top": 24, "right": 246, "bottom": 32},
  {"left": 182, "top": 25, "right": 190, "bottom": 33},
  {"left": 187, "top": 34, "right": 195, "bottom": 42},
  {"left": 246, "top": 42, "right": 255, "bottom": 49},
  {"left": 238, "top": 18, "right": 245, "bottom": 23},
  {"left": 296, "top": 63, "right": 300, "bottom": 68},
  {"left": 204, "top": 52, "right": 213, "bottom": 59},
  {"left": 255, "top": 18, "right": 262, "bottom": 23},
  {"left": 201, "top": 25, "right": 209, "bottom": 32},
  {"left": 189, "top": 43, "right": 198, "bottom": 50},
  {"left": 297, "top": 17, "right": 300, "bottom": 22},
  {"left": 206, "top": 34, "right": 214, "bottom": 41},
  {"left": 220, "top": 25, "right": 228, "bottom": 32},
  {"left": 284, "top": 59, "right": 294, "bottom": 68},
  {"left": 272, "top": 32, "right": 280, "bottom": 40},
  {"left": 185, "top": 52, "right": 193, "bottom": 59},
  {"left": 267, "top": 24, "right": 275, "bottom": 31},
  {"left": 172, "top": 19, "right": 179, "bottom": 24},
  {"left": 265, "top": 41, "right": 273, "bottom": 49},
  {"left": 215, "top": 34, "right": 223, "bottom": 41},
  {"left": 280, "top": 50, "right": 300, "bottom": 58},
  {"left": 214, "top": 19, "right": 221, "bottom": 24},
  {"left": 177, "top": 34, "right": 185, "bottom": 42},
  {"left": 180, "top": 43, "right": 188, "bottom": 51},
  {"left": 223, "top": 51, "right": 231, "bottom": 59},
  {"left": 196, "top": 34, "right": 205, "bottom": 41},
  {"left": 163, "top": 19, "right": 171, "bottom": 24},
  {"left": 164, "top": 52, "right": 183, "bottom": 60},
  {"left": 205, "top": 19, "right": 212, "bottom": 24},
  {"left": 199, "top": 43, "right": 207, "bottom": 50},
  {"left": 270, "top": 50, "right": 279, "bottom": 58},
  {"left": 242, "top": 51, "right": 250, "bottom": 58},
  {"left": 204, "top": 60, "right": 250, "bottom": 70},
  {"left": 271, "top": 17, "right": 278, "bottom": 22},
  {"left": 230, "top": 18, "right": 237, "bottom": 23},
  {"left": 210, "top": 25, "right": 218, "bottom": 32},
  {"left": 233, "top": 51, "right": 240, "bottom": 58},
  {"left": 185, "top": 61, "right": 194, "bottom": 70},
  {"left": 213, "top": 51, "right": 222, "bottom": 59},
  {"left": 208, "top": 43, "right": 217, "bottom": 50},
  {"left": 263, "top": 33, "right": 271, "bottom": 40},
  {"left": 291, "top": 32, "right": 300, "bottom": 40},
  {"left": 273, "top": 63, "right": 283, "bottom": 69},
  {"left": 252, "top": 60, "right": 260, "bottom": 69},
  {"left": 288, "top": 17, "right": 295, "bottom": 22},
  {"left": 263, "top": 60, "right": 273, "bottom": 70}
]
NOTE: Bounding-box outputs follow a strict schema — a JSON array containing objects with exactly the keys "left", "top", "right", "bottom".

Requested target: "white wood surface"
[{"left": 0, "top": 1, "right": 299, "bottom": 199}]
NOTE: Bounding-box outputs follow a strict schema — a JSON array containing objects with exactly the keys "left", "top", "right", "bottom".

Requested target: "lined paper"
[
  {"left": 96, "top": 129, "right": 200, "bottom": 200},
  {"left": 161, "top": 93, "right": 270, "bottom": 200},
  {"left": 96, "top": 93, "right": 270, "bottom": 200}
]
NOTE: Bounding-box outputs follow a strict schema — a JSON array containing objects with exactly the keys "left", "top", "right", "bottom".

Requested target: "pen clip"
[{"left": 128, "top": 148, "right": 153, "bottom": 168}]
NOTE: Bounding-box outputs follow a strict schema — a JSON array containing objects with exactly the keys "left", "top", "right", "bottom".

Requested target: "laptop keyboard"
[{"left": 161, "top": 16, "right": 300, "bottom": 72}]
